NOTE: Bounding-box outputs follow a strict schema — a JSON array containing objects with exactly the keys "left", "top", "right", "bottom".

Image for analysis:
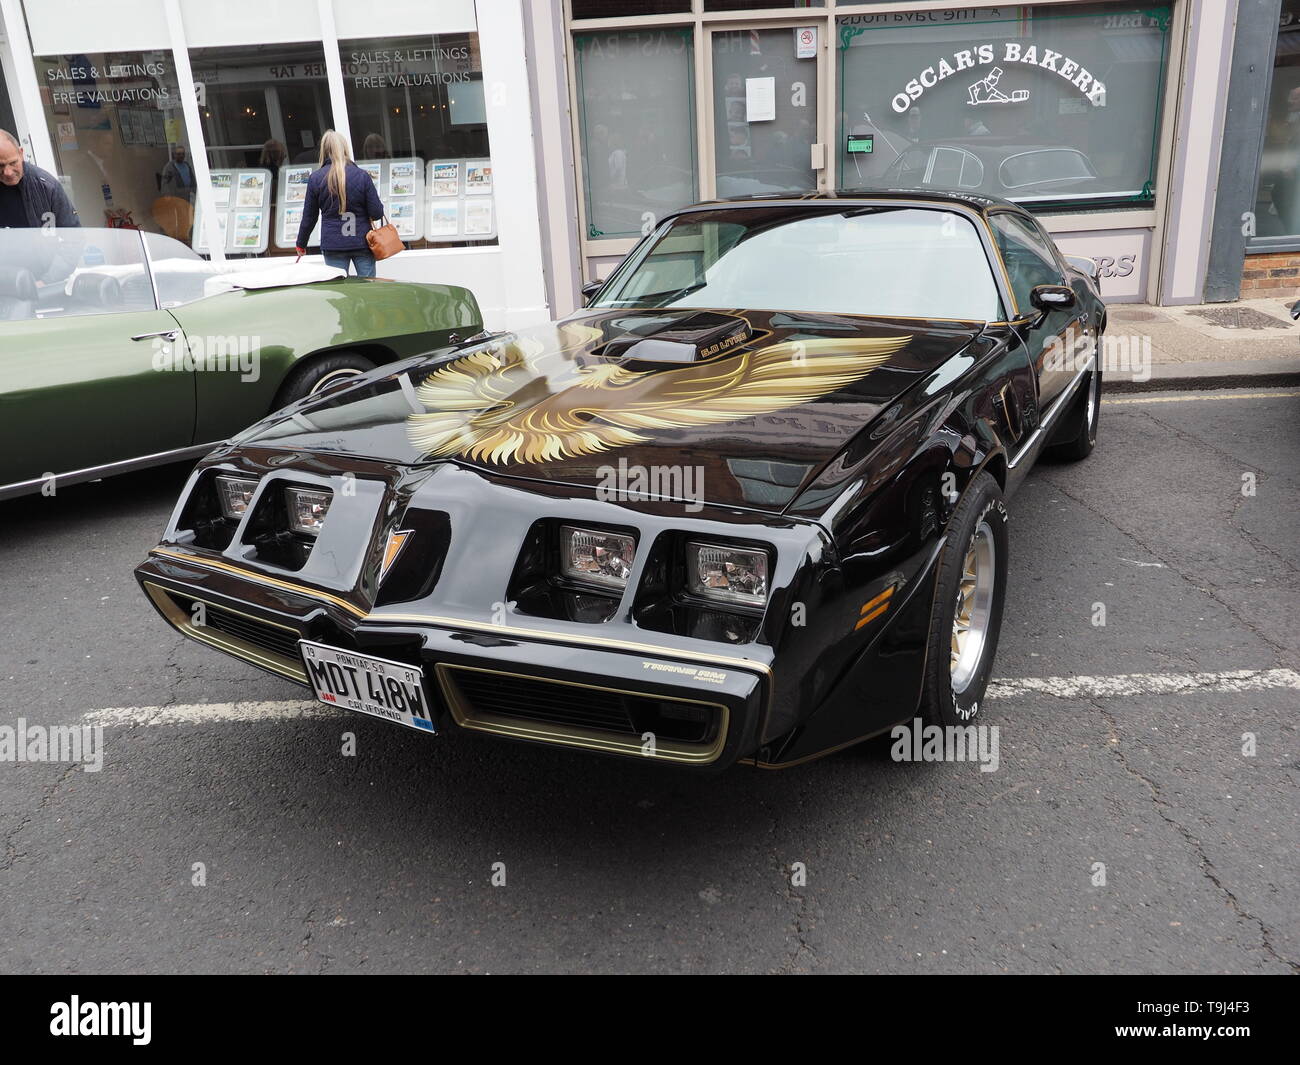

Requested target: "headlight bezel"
[
  {"left": 214, "top": 473, "right": 259, "bottom": 521},
  {"left": 284, "top": 485, "right": 333, "bottom": 537},
  {"left": 684, "top": 540, "right": 771, "bottom": 610},
  {"left": 558, "top": 524, "right": 638, "bottom": 592}
]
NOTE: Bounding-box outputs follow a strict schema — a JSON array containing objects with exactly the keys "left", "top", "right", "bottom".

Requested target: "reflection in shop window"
[
  {"left": 339, "top": 34, "right": 496, "bottom": 249},
  {"left": 837, "top": 3, "right": 1171, "bottom": 209},
  {"left": 33, "top": 51, "right": 185, "bottom": 238},
  {"left": 574, "top": 29, "right": 697, "bottom": 240},
  {"left": 1253, "top": 0, "right": 1300, "bottom": 240},
  {"left": 189, "top": 42, "right": 334, "bottom": 257}
]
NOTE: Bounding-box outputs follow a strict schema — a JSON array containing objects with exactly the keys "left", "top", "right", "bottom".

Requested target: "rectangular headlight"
[
  {"left": 285, "top": 487, "right": 332, "bottom": 536},
  {"left": 214, "top": 474, "right": 258, "bottom": 520},
  {"left": 687, "top": 542, "right": 769, "bottom": 607},
  {"left": 560, "top": 525, "right": 636, "bottom": 589}
]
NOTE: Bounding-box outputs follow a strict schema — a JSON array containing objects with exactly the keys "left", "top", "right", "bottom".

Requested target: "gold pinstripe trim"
[{"left": 148, "top": 547, "right": 773, "bottom": 678}]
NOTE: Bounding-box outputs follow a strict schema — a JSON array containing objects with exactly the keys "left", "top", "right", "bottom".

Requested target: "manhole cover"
[
  {"left": 1110, "top": 309, "right": 1160, "bottom": 322},
  {"left": 1190, "top": 307, "right": 1289, "bottom": 330}
]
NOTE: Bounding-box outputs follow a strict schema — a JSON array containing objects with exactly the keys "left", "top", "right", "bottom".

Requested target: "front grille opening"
[
  {"left": 445, "top": 668, "right": 720, "bottom": 746},
  {"left": 241, "top": 484, "right": 314, "bottom": 571},
  {"left": 631, "top": 532, "right": 762, "bottom": 644},
  {"left": 373, "top": 508, "right": 451, "bottom": 607},
  {"left": 167, "top": 591, "right": 302, "bottom": 662},
  {"left": 506, "top": 519, "right": 625, "bottom": 624},
  {"left": 176, "top": 470, "right": 239, "bottom": 551}
]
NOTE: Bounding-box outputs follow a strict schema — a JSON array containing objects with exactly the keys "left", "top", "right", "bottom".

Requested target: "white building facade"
[{"left": 0, "top": 1, "right": 1255, "bottom": 318}]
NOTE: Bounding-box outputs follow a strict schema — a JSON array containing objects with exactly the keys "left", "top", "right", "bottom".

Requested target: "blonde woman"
[{"left": 295, "top": 130, "right": 384, "bottom": 276}]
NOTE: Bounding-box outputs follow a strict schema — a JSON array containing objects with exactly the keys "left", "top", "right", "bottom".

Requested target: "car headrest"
[
  {"left": 70, "top": 272, "right": 123, "bottom": 309},
  {"left": 0, "top": 266, "right": 38, "bottom": 303}
]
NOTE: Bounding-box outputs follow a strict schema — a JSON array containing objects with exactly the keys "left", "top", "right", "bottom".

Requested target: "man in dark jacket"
[{"left": 0, "top": 130, "right": 81, "bottom": 229}]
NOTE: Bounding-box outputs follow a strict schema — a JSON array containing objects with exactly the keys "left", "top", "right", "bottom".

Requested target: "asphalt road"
[{"left": 1, "top": 389, "right": 1296, "bottom": 974}]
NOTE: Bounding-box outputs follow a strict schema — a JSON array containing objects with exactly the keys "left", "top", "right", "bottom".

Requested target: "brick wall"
[{"left": 1242, "top": 252, "right": 1300, "bottom": 298}]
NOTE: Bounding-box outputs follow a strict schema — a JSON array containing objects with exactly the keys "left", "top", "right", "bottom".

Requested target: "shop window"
[
  {"left": 706, "top": 1, "right": 824, "bottom": 10},
  {"left": 837, "top": 3, "right": 1171, "bottom": 210},
  {"left": 189, "top": 42, "right": 334, "bottom": 257},
  {"left": 339, "top": 34, "right": 495, "bottom": 250},
  {"left": 574, "top": 28, "right": 697, "bottom": 240},
  {"left": 572, "top": 1, "right": 691, "bottom": 16},
  {"left": 1252, "top": 0, "right": 1300, "bottom": 243},
  {"left": 31, "top": 50, "right": 186, "bottom": 237}
]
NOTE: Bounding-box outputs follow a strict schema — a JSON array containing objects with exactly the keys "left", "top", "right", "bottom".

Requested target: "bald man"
[{"left": 0, "top": 129, "right": 80, "bottom": 229}]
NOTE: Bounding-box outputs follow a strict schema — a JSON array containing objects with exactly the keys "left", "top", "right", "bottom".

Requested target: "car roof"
[{"left": 671, "top": 187, "right": 1027, "bottom": 218}]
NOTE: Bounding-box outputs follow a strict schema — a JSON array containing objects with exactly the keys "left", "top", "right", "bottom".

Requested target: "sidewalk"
[{"left": 1103, "top": 296, "right": 1300, "bottom": 392}]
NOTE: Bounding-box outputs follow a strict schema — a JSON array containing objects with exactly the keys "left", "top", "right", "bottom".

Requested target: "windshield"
[
  {"left": 0, "top": 227, "right": 155, "bottom": 320},
  {"left": 594, "top": 206, "right": 1002, "bottom": 321}
]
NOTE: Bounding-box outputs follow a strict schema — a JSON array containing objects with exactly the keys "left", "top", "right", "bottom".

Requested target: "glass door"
[{"left": 707, "top": 23, "right": 825, "bottom": 199}]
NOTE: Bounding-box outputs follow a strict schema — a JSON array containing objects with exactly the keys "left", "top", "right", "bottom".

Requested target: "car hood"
[{"left": 239, "top": 307, "right": 983, "bottom": 513}]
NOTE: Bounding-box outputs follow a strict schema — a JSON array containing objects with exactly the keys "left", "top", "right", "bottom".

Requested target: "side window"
[
  {"left": 958, "top": 151, "right": 985, "bottom": 190},
  {"left": 928, "top": 148, "right": 965, "bottom": 188},
  {"left": 990, "top": 213, "right": 1062, "bottom": 317}
]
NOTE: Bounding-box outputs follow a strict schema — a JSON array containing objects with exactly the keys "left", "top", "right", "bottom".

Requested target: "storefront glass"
[
  {"left": 1252, "top": 0, "right": 1300, "bottom": 241},
  {"left": 189, "top": 42, "right": 334, "bottom": 257},
  {"left": 572, "top": 1, "right": 691, "bottom": 15},
  {"left": 340, "top": 33, "right": 496, "bottom": 249},
  {"left": 574, "top": 28, "right": 697, "bottom": 240},
  {"left": 32, "top": 50, "right": 185, "bottom": 237},
  {"left": 712, "top": 28, "right": 818, "bottom": 197},
  {"left": 837, "top": 3, "right": 1171, "bottom": 209}
]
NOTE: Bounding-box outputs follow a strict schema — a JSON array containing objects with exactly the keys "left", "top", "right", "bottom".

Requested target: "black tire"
[
  {"left": 1046, "top": 348, "right": 1102, "bottom": 462},
  {"left": 919, "top": 471, "right": 1009, "bottom": 727},
  {"left": 276, "top": 351, "right": 376, "bottom": 407}
]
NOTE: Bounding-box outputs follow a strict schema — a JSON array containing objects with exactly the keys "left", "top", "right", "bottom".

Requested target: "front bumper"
[{"left": 136, "top": 549, "right": 769, "bottom": 769}]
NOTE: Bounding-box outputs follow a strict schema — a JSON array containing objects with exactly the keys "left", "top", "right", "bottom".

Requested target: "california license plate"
[{"left": 299, "top": 640, "right": 435, "bottom": 733}]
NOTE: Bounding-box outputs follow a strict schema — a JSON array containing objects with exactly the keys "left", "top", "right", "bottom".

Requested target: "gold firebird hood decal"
[{"left": 406, "top": 323, "right": 911, "bottom": 465}]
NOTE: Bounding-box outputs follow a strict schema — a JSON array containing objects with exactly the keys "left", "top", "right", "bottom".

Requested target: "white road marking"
[
  {"left": 1118, "top": 557, "right": 1166, "bottom": 568},
  {"left": 987, "top": 668, "right": 1300, "bottom": 700},
  {"left": 83, "top": 700, "right": 334, "bottom": 727},
  {"left": 77, "top": 669, "right": 1300, "bottom": 726},
  {"left": 1103, "top": 390, "right": 1299, "bottom": 405}
]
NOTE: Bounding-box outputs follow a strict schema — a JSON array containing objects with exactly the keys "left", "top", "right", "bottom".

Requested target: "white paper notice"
[{"left": 745, "top": 77, "right": 776, "bottom": 122}]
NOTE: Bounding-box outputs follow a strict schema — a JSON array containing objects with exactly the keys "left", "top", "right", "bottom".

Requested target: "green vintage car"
[{"left": 0, "top": 227, "right": 481, "bottom": 500}]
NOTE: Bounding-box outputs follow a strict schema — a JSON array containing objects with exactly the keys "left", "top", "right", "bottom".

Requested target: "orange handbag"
[{"left": 366, "top": 216, "right": 404, "bottom": 260}]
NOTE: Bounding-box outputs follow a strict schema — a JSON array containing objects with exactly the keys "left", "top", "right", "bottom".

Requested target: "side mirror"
[
  {"left": 580, "top": 279, "right": 603, "bottom": 306},
  {"left": 1290, "top": 299, "right": 1300, "bottom": 322},
  {"left": 1029, "top": 284, "right": 1076, "bottom": 313}
]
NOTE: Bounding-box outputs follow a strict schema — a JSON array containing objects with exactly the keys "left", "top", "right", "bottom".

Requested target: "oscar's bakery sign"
[{"left": 891, "top": 42, "right": 1106, "bottom": 112}]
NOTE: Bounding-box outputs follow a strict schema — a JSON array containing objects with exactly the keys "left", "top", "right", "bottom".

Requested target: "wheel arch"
[{"left": 269, "top": 342, "right": 397, "bottom": 412}]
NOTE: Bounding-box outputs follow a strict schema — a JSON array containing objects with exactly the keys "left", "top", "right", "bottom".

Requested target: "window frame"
[{"left": 987, "top": 208, "right": 1068, "bottom": 320}]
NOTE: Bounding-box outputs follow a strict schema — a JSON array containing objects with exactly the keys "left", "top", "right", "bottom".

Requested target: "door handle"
[{"left": 131, "top": 329, "right": 179, "bottom": 342}]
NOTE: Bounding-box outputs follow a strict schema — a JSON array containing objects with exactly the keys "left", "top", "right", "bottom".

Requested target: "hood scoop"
[{"left": 602, "top": 311, "right": 753, "bottom": 371}]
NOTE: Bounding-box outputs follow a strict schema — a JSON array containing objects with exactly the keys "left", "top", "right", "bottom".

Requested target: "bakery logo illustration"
[{"left": 967, "top": 67, "right": 1028, "bottom": 107}]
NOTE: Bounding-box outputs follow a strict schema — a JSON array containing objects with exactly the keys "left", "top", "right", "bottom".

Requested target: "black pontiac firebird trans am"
[{"left": 136, "top": 190, "right": 1105, "bottom": 771}]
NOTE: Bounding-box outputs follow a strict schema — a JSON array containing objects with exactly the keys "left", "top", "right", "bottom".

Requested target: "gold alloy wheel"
[{"left": 950, "top": 519, "right": 996, "bottom": 694}]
